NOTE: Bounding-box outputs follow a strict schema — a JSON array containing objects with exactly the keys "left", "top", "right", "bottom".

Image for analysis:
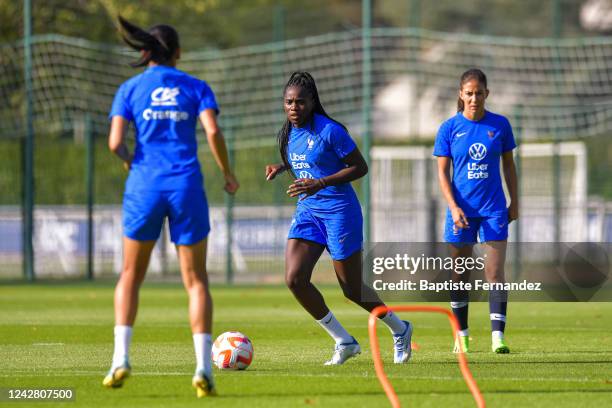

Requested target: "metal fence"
[{"left": 1, "top": 26, "right": 611, "bottom": 281}]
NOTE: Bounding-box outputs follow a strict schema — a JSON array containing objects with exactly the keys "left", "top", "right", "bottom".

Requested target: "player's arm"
[
  {"left": 287, "top": 148, "right": 367, "bottom": 197},
  {"left": 108, "top": 115, "right": 132, "bottom": 170},
  {"left": 502, "top": 151, "right": 519, "bottom": 222},
  {"left": 437, "top": 156, "right": 468, "bottom": 229},
  {"left": 199, "top": 109, "right": 239, "bottom": 194}
]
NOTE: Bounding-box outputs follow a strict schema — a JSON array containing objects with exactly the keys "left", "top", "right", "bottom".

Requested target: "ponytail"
[
  {"left": 118, "top": 15, "right": 180, "bottom": 68},
  {"left": 457, "top": 98, "right": 465, "bottom": 112}
]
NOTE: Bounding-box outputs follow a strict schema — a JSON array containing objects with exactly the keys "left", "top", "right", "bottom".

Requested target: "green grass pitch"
[{"left": 1, "top": 283, "right": 611, "bottom": 407}]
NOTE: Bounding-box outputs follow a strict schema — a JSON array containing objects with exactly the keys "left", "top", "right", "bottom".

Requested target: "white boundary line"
[{"left": 0, "top": 371, "right": 606, "bottom": 383}]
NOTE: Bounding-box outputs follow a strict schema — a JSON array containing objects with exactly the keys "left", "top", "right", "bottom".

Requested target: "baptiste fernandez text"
[{"left": 373, "top": 279, "right": 542, "bottom": 292}]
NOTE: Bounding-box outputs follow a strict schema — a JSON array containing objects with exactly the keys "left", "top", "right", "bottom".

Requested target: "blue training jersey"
[
  {"left": 109, "top": 65, "right": 218, "bottom": 192},
  {"left": 287, "top": 113, "right": 361, "bottom": 216},
  {"left": 433, "top": 110, "right": 516, "bottom": 217}
]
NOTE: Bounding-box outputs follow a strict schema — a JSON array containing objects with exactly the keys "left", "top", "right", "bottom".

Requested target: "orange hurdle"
[{"left": 368, "top": 305, "right": 486, "bottom": 408}]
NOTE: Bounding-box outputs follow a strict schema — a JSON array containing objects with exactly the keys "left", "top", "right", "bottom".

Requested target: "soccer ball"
[{"left": 211, "top": 331, "right": 254, "bottom": 370}]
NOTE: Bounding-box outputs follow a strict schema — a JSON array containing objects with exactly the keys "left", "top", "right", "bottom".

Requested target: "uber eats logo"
[
  {"left": 290, "top": 152, "right": 314, "bottom": 179},
  {"left": 467, "top": 143, "right": 488, "bottom": 179}
]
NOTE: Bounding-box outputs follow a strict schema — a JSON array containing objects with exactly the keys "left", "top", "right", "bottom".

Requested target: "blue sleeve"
[
  {"left": 502, "top": 118, "right": 516, "bottom": 152},
  {"left": 327, "top": 123, "right": 357, "bottom": 159},
  {"left": 433, "top": 121, "right": 451, "bottom": 157},
  {"left": 109, "top": 82, "right": 133, "bottom": 121},
  {"left": 198, "top": 81, "right": 219, "bottom": 115}
]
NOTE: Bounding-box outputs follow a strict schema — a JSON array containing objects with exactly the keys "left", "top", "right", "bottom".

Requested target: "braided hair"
[
  {"left": 118, "top": 15, "right": 180, "bottom": 68},
  {"left": 457, "top": 68, "right": 487, "bottom": 112},
  {"left": 277, "top": 71, "right": 347, "bottom": 174}
]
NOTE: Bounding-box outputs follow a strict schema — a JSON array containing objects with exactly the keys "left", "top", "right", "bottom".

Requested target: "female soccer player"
[
  {"left": 265, "top": 72, "right": 412, "bottom": 365},
  {"left": 433, "top": 68, "right": 518, "bottom": 354},
  {"left": 102, "top": 16, "right": 239, "bottom": 397}
]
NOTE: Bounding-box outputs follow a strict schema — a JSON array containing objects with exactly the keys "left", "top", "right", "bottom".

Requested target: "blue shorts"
[
  {"left": 288, "top": 206, "right": 363, "bottom": 261},
  {"left": 123, "top": 189, "right": 210, "bottom": 245},
  {"left": 444, "top": 209, "right": 508, "bottom": 244}
]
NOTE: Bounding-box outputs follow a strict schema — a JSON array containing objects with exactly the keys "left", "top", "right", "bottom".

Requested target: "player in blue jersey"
[
  {"left": 265, "top": 72, "right": 413, "bottom": 365},
  {"left": 102, "top": 17, "right": 239, "bottom": 397},
  {"left": 433, "top": 68, "right": 518, "bottom": 354}
]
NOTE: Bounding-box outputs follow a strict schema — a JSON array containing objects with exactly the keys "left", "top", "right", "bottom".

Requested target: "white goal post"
[{"left": 370, "top": 142, "right": 588, "bottom": 242}]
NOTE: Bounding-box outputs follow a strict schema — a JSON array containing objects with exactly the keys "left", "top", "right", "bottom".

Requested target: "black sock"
[
  {"left": 450, "top": 290, "right": 469, "bottom": 331},
  {"left": 489, "top": 289, "right": 508, "bottom": 333}
]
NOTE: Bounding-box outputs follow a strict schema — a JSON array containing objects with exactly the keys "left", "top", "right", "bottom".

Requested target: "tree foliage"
[{"left": 1, "top": 0, "right": 590, "bottom": 50}]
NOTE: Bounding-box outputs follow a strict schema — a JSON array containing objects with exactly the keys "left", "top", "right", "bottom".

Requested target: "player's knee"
[
  {"left": 119, "top": 268, "right": 145, "bottom": 287},
  {"left": 285, "top": 270, "right": 310, "bottom": 292},
  {"left": 485, "top": 268, "right": 504, "bottom": 283},
  {"left": 188, "top": 276, "right": 207, "bottom": 290},
  {"left": 182, "top": 268, "right": 208, "bottom": 290},
  {"left": 340, "top": 284, "right": 361, "bottom": 303}
]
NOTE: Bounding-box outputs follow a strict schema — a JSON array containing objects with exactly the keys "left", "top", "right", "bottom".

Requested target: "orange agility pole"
[{"left": 369, "top": 305, "right": 485, "bottom": 408}]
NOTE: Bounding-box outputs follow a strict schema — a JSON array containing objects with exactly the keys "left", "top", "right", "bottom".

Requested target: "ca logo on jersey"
[
  {"left": 468, "top": 143, "right": 487, "bottom": 161},
  {"left": 151, "top": 87, "right": 179, "bottom": 106}
]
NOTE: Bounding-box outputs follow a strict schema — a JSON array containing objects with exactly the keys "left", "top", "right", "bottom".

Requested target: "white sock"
[
  {"left": 380, "top": 311, "right": 406, "bottom": 335},
  {"left": 459, "top": 329, "right": 469, "bottom": 337},
  {"left": 316, "top": 311, "right": 353, "bottom": 344},
  {"left": 112, "top": 325, "right": 132, "bottom": 369},
  {"left": 193, "top": 333, "right": 212, "bottom": 375},
  {"left": 492, "top": 330, "right": 504, "bottom": 340}
]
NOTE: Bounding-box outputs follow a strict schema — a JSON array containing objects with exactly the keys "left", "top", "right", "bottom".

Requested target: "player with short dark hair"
[
  {"left": 433, "top": 68, "right": 518, "bottom": 354},
  {"left": 103, "top": 16, "right": 239, "bottom": 397},
  {"left": 266, "top": 71, "right": 413, "bottom": 365}
]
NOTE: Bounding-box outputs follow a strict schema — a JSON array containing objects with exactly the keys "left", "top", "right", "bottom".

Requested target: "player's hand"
[
  {"left": 224, "top": 172, "right": 239, "bottom": 194},
  {"left": 451, "top": 206, "right": 469, "bottom": 229},
  {"left": 508, "top": 202, "right": 519, "bottom": 223},
  {"left": 265, "top": 163, "right": 285, "bottom": 181},
  {"left": 123, "top": 155, "right": 133, "bottom": 171},
  {"left": 287, "top": 178, "right": 325, "bottom": 198}
]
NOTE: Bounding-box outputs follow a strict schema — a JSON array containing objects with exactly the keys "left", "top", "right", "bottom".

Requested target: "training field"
[{"left": 0, "top": 284, "right": 611, "bottom": 407}]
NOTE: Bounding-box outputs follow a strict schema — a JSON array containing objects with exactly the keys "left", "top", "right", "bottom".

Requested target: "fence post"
[
  {"left": 23, "top": 0, "right": 35, "bottom": 282},
  {"left": 512, "top": 105, "right": 522, "bottom": 282},
  {"left": 409, "top": 0, "right": 421, "bottom": 29},
  {"left": 551, "top": 0, "right": 562, "bottom": 259},
  {"left": 85, "top": 114, "right": 94, "bottom": 280},
  {"left": 225, "top": 119, "right": 235, "bottom": 284},
  {"left": 272, "top": 5, "right": 286, "bottom": 256},
  {"left": 408, "top": 0, "right": 422, "bottom": 140},
  {"left": 273, "top": 4, "right": 285, "bottom": 43},
  {"left": 362, "top": 0, "right": 372, "bottom": 245}
]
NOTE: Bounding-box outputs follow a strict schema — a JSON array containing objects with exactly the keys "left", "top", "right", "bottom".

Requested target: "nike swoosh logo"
[
  {"left": 456, "top": 132, "right": 467, "bottom": 138},
  {"left": 323, "top": 316, "right": 333, "bottom": 324}
]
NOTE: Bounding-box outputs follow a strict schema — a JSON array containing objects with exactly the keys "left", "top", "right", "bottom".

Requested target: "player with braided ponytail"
[{"left": 266, "top": 72, "right": 413, "bottom": 365}]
